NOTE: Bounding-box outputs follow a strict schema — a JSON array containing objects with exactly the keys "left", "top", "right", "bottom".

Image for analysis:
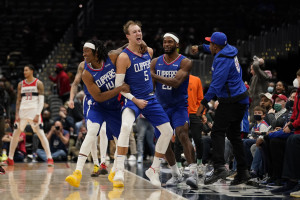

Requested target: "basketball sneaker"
[
  {"left": 291, "top": 190, "right": 300, "bottom": 197},
  {"left": 91, "top": 165, "right": 100, "bottom": 177},
  {"left": 186, "top": 164, "right": 199, "bottom": 189},
  {"left": 108, "top": 187, "right": 124, "bottom": 199},
  {"left": 65, "top": 170, "right": 82, "bottom": 187},
  {"left": 0, "top": 166, "right": 5, "bottom": 175},
  {"left": 108, "top": 169, "right": 116, "bottom": 183},
  {"left": 166, "top": 173, "right": 184, "bottom": 186},
  {"left": 113, "top": 170, "right": 124, "bottom": 187},
  {"left": 3, "top": 158, "right": 14, "bottom": 166},
  {"left": 1, "top": 154, "right": 8, "bottom": 162},
  {"left": 145, "top": 167, "right": 161, "bottom": 187},
  {"left": 99, "top": 162, "right": 108, "bottom": 175},
  {"left": 47, "top": 158, "right": 54, "bottom": 167}
]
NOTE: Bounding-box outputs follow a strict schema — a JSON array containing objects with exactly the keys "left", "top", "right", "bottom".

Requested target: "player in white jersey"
[{"left": 5, "top": 65, "right": 53, "bottom": 166}]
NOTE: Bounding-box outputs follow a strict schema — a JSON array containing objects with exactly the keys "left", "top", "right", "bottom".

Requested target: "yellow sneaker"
[
  {"left": 2, "top": 154, "right": 8, "bottom": 161},
  {"left": 91, "top": 164, "right": 100, "bottom": 177},
  {"left": 108, "top": 169, "right": 116, "bottom": 183},
  {"left": 113, "top": 170, "right": 124, "bottom": 188},
  {"left": 65, "top": 191, "right": 81, "bottom": 200},
  {"left": 65, "top": 170, "right": 82, "bottom": 187},
  {"left": 108, "top": 187, "right": 124, "bottom": 199}
]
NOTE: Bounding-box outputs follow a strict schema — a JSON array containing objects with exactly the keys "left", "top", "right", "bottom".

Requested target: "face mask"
[
  {"left": 274, "top": 103, "right": 282, "bottom": 112},
  {"left": 267, "top": 87, "right": 274, "bottom": 93},
  {"left": 254, "top": 115, "right": 262, "bottom": 121},
  {"left": 286, "top": 100, "right": 294, "bottom": 110},
  {"left": 293, "top": 78, "right": 299, "bottom": 88}
]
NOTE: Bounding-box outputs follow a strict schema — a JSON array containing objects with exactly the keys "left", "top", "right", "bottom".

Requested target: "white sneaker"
[
  {"left": 166, "top": 174, "right": 184, "bottom": 186},
  {"left": 137, "top": 155, "right": 143, "bottom": 163},
  {"left": 128, "top": 155, "right": 136, "bottom": 161},
  {"left": 113, "top": 170, "right": 124, "bottom": 188},
  {"left": 186, "top": 164, "right": 199, "bottom": 189},
  {"left": 145, "top": 167, "right": 161, "bottom": 187},
  {"left": 197, "top": 164, "right": 205, "bottom": 176},
  {"left": 113, "top": 170, "right": 124, "bottom": 182}
]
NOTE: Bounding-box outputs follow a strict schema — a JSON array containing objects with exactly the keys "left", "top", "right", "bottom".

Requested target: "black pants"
[
  {"left": 269, "top": 137, "right": 287, "bottom": 180},
  {"left": 211, "top": 102, "right": 247, "bottom": 171},
  {"left": 189, "top": 114, "right": 203, "bottom": 160},
  {"left": 283, "top": 134, "right": 300, "bottom": 180},
  {"left": 0, "top": 117, "right": 4, "bottom": 155}
]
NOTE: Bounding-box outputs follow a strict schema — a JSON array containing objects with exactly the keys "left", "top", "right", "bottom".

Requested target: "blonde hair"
[{"left": 123, "top": 20, "right": 142, "bottom": 35}]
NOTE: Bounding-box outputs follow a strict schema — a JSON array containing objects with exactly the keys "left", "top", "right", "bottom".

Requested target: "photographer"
[
  {"left": 69, "top": 125, "right": 87, "bottom": 161},
  {"left": 36, "top": 121, "right": 69, "bottom": 161}
]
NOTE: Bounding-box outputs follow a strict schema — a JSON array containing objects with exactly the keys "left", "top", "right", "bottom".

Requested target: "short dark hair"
[
  {"left": 254, "top": 106, "right": 266, "bottom": 114},
  {"left": 85, "top": 39, "right": 108, "bottom": 63},
  {"left": 123, "top": 20, "right": 142, "bottom": 35},
  {"left": 25, "top": 64, "right": 34, "bottom": 71}
]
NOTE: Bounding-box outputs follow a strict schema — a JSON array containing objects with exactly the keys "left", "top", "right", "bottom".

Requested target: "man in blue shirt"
[{"left": 192, "top": 32, "right": 250, "bottom": 185}]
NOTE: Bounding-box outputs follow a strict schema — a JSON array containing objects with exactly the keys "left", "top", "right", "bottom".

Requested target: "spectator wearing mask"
[
  {"left": 267, "top": 82, "right": 275, "bottom": 94},
  {"left": 37, "top": 121, "right": 70, "bottom": 161},
  {"left": 49, "top": 63, "right": 71, "bottom": 103}
]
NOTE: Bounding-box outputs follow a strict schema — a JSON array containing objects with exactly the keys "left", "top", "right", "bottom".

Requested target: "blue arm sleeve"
[
  {"left": 268, "top": 130, "right": 293, "bottom": 139},
  {"left": 203, "top": 44, "right": 211, "bottom": 53},
  {"left": 204, "top": 58, "right": 230, "bottom": 101}
]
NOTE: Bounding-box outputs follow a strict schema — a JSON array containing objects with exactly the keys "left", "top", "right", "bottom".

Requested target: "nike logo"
[
  {"left": 105, "top": 64, "right": 111, "bottom": 67},
  {"left": 133, "top": 57, "right": 137, "bottom": 60},
  {"left": 93, "top": 73, "right": 98, "bottom": 77},
  {"left": 158, "top": 63, "right": 163, "bottom": 66}
]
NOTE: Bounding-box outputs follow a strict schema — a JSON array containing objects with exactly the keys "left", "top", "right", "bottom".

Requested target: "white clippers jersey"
[{"left": 20, "top": 78, "right": 39, "bottom": 110}]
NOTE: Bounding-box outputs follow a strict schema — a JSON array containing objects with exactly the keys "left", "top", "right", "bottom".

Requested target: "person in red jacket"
[
  {"left": 270, "top": 69, "right": 300, "bottom": 196},
  {"left": 49, "top": 63, "right": 71, "bottom": 103}
]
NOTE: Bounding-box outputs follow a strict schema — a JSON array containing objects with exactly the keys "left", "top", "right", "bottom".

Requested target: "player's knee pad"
[
  {"left": 87, "top": 120, "right": 101, "bottom": 137},
  {"left": 117, "top": 122, "right": 132, "bottom": 147},
  {"left": 155, "top": 122, "right": 173, "bottom": 154},
  {"left": 99, "top": 121, "right": 107, "bottom": 138}
]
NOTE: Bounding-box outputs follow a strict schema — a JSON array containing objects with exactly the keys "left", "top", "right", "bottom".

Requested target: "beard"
[{"left": 164, "top": 46, "right": 177, "bottom": 55}]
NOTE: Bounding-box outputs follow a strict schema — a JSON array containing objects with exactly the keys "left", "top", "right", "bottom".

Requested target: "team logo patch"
[{"left": 234, "top": 56, "right": 240, "bottom": 73}]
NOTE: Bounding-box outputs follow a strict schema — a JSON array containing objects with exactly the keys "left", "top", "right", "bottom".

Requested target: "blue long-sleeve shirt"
[{"left": 203, "top": 44, "right": 248, "bottom": 104}]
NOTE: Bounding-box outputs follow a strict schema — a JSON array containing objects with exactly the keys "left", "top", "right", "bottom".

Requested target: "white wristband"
[{"left": 121, "top": 92, "right": 134, "bottom": 100}]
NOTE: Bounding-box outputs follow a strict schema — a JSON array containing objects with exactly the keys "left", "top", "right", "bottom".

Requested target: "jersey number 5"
[{"left": 144, "top": 71, "right": 149, "bottom": 81}]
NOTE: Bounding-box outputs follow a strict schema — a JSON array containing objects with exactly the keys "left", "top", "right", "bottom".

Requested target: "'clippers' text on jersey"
[
  {"left": 123, "top": 48, "right": 154, "bottom": 100},
  {"left": 155, "top": 54, "right": 189, "bottom": 108}
]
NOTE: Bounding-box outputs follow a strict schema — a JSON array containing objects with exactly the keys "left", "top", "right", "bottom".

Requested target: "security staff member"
[{"left": 191, "top": 32, "right": 250, "bottom": 185}]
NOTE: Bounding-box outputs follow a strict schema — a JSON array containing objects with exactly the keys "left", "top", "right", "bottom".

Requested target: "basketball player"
[
  {"left": 113, "top": 20, "right": 174, "bottom": 187},
  {"left": 68, "top": 43, "right": 128, "bottom": 177},
  {"left": 65, "top": 40, "right": 130, "bottom": 187},
  {"left": 68, "top": 61, "right": 104, "bottom": 176},
  {"left": 6, "top": 65, "right": 53, "bottom": 166},
  {"left": 150, "top": 33, "right": 198, "bottom": 189}
]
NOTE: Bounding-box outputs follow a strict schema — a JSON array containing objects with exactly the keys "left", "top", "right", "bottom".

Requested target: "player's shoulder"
[
  {"left": 181, "top": 57, "right": 192, "bottom": 66},
  {"left": 118, "top": 52, "right": 130, "bottom": 60},
  {"left": 79, "top": 61, "right": 85, "bottom": 69},
  {"left": 151, "top": 57, "right": 159, "bottom": 65},
  {"left": 147, "top": 47, "right": 153, "bottom": 57}
]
